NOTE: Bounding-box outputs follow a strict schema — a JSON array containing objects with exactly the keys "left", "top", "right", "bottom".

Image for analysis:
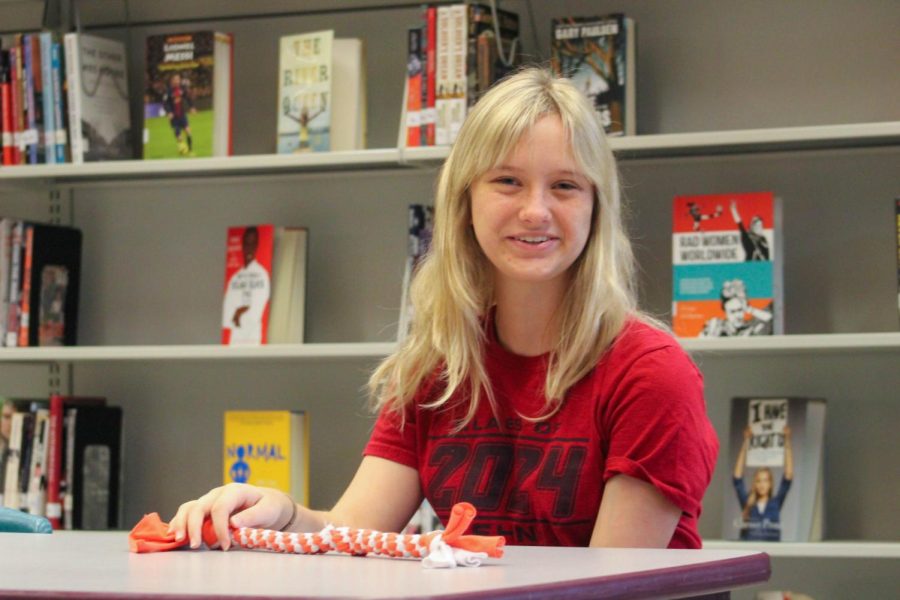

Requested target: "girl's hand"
[{"left": 166, "top": 483, "right": 295, "bottom": 551}]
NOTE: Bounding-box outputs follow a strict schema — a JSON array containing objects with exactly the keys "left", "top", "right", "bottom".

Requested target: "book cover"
[
  {"left": 64, "top": 33, "right": 132, "bottom": 162},
  {"left": 422, "top": 5, "right": 437, "bottom": 146},
  {"left": 38, "top": 33, "right": 57, "bottom": 164},
  {"left": 49, "top": 41, "right": 68, "bottom": 163},
  {"left": 672, "top": 192, "right": 783, "bottom": 337},
  {"left": 434, "top": 6, "right": 452, "bottom": 146},
  {"left": 277, "top": 30, "right": 333, "bottom": 154},
  {"left": 551, "top": 14, "right": 635, "bottom": 136},
  {"left": 66, "top": 405, "right": 123, "bottom": 529},
  {"left": 331, "top": 38, "right": 366, "bottom": 152},
  {"left": 223, "top": 410, "right": 309, "bottom": 505},
  {"left": 723, "top": 397, "right": 826, "bottom": 542},
  {"left": 17, "top": 223, "right": 82, "bottom": 346},
  {"left": 9, "top": 42, "right": 24, "bottom": 164},
  {"left": 144, "top": 31, "right": 233, "bottom": 159},
  {"left": 221, "top": 225, "right": 274, "bottom": 345}
]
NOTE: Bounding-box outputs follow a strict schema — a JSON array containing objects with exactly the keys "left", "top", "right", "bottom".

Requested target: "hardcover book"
[
  {"left": 16, "top": 223, "right": 82, "bottom": 347},
  {"left": 672, "top": 192, "right": 783, "bottom": 337},
  {"left": 266, "top": 227, "right": 308, "bottom": 345},
  {"left": 65, "top": 404, "right": 123, "bottom": 529},
  {"left": 723, "top": 397, "right": 826, "bottom": 542},
  {"left": 143, "top": 31, "right": 233, "bottom": 159},
  {"left": 223, "top": 410, "right": 309, "bottom": 505},
  {"left": 64, "top": 33, "right": 132, "bottom": 162},
  {"left": 221, "top": 225, "right": 274, "bottom": 345},
  {"left": 277, "top": 31, "right": 331, "bottom": 153},
  {"left": 550, "top": 14, "right": 635, "bottom": 136}
]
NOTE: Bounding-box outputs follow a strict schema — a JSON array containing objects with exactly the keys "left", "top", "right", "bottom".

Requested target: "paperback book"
[
  {"left": 143, "top": 31, "right": 233, "bottom": 159},
  {"left": 221, "top": 225, "right": 274, "bottom": 346},
  {"left": 223, "top": 410, "right": 309, "bottom": 505},
  {"left": 723, "top": 397, "right": 826, "bottom": 542},
  {"left": 672, "top": 192, "right": 783, "bottom": 337},
  {"left": 550, "top": 14, "right": 635, "bottom": 136}
]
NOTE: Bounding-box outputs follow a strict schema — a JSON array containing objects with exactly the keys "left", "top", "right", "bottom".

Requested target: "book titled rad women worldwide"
[{"left": 672, "top": 191, "right": 783, "bottom": 338}]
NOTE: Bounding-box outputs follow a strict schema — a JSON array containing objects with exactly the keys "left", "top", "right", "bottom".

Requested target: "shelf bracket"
[
  {"left": 47, "top": 186, "right": 74, "bottom": 226},
  {"left": 47, "top": 361, "right": 73, "bottom": 397}
]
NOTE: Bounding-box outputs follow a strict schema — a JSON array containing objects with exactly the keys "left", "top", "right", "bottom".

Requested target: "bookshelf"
[{"left": 1, "top": 1, "right": 898, "bottom": 598}]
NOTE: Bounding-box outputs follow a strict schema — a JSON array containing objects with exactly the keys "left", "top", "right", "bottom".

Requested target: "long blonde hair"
[{"left": 369, "top": 67, "right": 640, "bottom": 429}]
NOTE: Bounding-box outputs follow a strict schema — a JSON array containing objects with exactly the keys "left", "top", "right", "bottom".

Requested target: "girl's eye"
[
  {"left": 493, "top": 177, "right": 518, "bottom": 186},
  {"left": 555, "top": 181, "right": 580, "bottom": 191}
]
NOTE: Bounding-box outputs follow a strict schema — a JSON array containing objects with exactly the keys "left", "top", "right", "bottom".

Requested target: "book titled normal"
[
  {"left": 723, "top": 397, "right": 826, "bottom": 542},
  {"left": 223, "top": 410, "right": 309, "bottom": 506},
  {"left": 672, "top": 191, "right": 783, "bottom": 337}
]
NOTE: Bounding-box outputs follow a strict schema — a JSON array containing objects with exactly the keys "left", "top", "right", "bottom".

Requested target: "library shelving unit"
[{"left": 1, "top": 1, "right": 897, "bottom": 598}]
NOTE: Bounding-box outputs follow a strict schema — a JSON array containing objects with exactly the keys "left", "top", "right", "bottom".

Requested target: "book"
[
  {"left": 223, "top": 410, "right": 309, "bottom": 506},
  {"left": 723, "top": 397, "right": 826, "bottom": 542},
  {"left": 22, "top": 34, "right": 44, "bottom": 164},
  {"left": 466, "top": 3, "right": 520, "bottom": 109},
  {"left": 550, "top": 14, "right": 636, "bottom": 136},
  {"left": 397, "top": 204, "right": 434, "bottom": 340},
  {"left": 64, "top": 33, "right": 132, "bottom": 162},
  {"left": 266, "top": 227, "right": 308, "bottom": 345},
  {"left": 2, "top": 410, "right": 26, "bottom": 508},
  {"left": 143, "top": 31, "right": 233, "bottom": 159},
  {"left": 276, "top": 31, "right": 365, "bottom": 154},
  {"left": 49, "top": 396, "right": 105, "bottom": 529},
  {"left": 16, "top": 222, "right": 82, "bottom": 346},
  {"left": 221, "top": 225, "right": 274, "bottom": 345},
  {"left": 64, "top": 404, "right": 122, "bottom": 529},
  {"left": 0, "top": 49, "right": 12, "bottom": 164},
  {"left": 404, "top": 27, "right": 423, "bottom": 148},
  {"left": 672, "top": 192, "right": 783, "bottom": 337},
  {"left": 49, "top": 40, "right": 68, "bottom": 163},
  {"left": 38, "top": 32, "right": 58, "bottom": 164}
]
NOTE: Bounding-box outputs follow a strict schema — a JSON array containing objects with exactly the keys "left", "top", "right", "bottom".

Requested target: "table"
[{"left": 0, "top": 531, "right": 770, "bottom": 599}]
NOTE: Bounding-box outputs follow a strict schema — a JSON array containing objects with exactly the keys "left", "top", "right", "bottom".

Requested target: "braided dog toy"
[{"left": 129, "top": 501, "right": 504, "bottom": 569}]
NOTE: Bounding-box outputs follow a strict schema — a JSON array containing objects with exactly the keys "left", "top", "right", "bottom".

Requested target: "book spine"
[
  {"left": 17, "top": 224, "right": 34, "bottom": 347},
  {"left": 435, "top": 6, "right": 450, "bottom": 146},
  {"left": 0, "top": 50, "right": 13, "bottom": 165},
  {"left": 63, "top": 34, "right": 83, "bottom": 164},
  {"left": 9, "top": 45, "right": 24, "bottom": 164},
  {"left": 423, "top": 5, "right": 437, "bottom": 146},
  {"left": 39, "top": 33, "right": 57, "bottom": 164},
  {"left": 22, "top": 35, "right": 39, "bottom": 164},
  {"left": 5, "top": 222, "right": 23, "bottom": 347},
  {"left": 46, "top": 395, "right": 64, "bottom": 528},
  {"left": 50, "top": 42, "right": 67, "bottom": 163},
  {"left": 448, "top": 3, "right": 467, "bottom": 143},
  {"left": 3, "top": 412, "right": 24, "bottom": 508},
  {"left": 405, "top": 27, "right": 422, "bottom": 148}
]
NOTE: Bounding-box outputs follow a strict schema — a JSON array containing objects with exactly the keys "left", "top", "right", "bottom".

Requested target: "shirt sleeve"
[
  {"left": 363, "top": 405, "right": 419, "bottom": 470},
  {"left": 733, "top": 477, "right": 749, "bottom": 506},
  {"left": 601, "top": 345, "right": 719, "bottom": 519}
]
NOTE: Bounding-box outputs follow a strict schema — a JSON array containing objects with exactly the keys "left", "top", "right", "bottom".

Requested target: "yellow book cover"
[{"left": 223, "top": 410, "right": 309, "bottom": 505}]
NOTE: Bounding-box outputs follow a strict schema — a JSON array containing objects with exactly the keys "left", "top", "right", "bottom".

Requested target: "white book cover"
[
  {"left": 64, "top": 33, "right": 131, "bottom": 163},
  {"left": 277, "top": 31, "right": 334, "bottom": 153}
]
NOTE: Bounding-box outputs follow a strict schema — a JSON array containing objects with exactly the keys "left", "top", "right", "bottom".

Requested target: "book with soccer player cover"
[
  {"left": 223, "top": 410, "right": 309, "bottom": 506},
  {"left": 64, "top": 404, "right": 122, "bottom": 529},
  {"left": 672, "top": 192, "right": 783, "bottom": 338},
  {"left": 723, "top": 397, "right": 826, "bottom": 542},
  {"left": 143, "top": 31, "right": 233, "bottom": 159},
  {"left": 550, "top": 14, "right": 635, "bottom": 136},
  {"left": 16, "top": 222, "right": 82, "bottom": 347},
  {"left": 64, "top": 32, "right": 132, "bottom": 162},
  {"left": 221, "top": 225, "right": 274, "bottom": 345}
]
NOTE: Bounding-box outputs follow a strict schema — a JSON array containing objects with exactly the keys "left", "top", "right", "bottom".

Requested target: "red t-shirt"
[{"left": 364, "top": 319, "right": 718, "bottom": 548}]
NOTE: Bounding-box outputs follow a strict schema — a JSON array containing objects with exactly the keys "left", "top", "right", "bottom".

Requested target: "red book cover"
[
  {"left": 424, "top": 5, "right": 437, "bottom": 146},
  {"left": 46, "top": 394, "right": 64, "bottom": 529},
  {"left": 1, "top": 49, "right": 13, "bottom": 165},
  {"left": 221, "top": 225, "right": 273, "bottom": 345},
  {"left": 17, "top": 225, "right": 33, "bottom": 347}
]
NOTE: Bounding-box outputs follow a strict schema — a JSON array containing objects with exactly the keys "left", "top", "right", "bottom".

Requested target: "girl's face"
[
  {"left": 753, "top": 469, "right": 773, "bottom": 497},
  {"left": 469, "top": 115, "right": 594, "bottom": 295}
]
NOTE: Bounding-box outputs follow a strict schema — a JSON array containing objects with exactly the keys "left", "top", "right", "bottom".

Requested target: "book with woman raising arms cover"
[{"left": 723, "top": 397, "right": 826, "bottom": 542}]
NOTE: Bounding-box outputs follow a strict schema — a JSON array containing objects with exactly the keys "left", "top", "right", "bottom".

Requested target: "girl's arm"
[
  {"left": 589, "top": 474, "right": 681, "bottom": 548},
  {"left": 734, "top": 426, "right": 752, "bottom": 479},
  {"left": 783, "top": 426, "right": 793, "bottom": 481}
]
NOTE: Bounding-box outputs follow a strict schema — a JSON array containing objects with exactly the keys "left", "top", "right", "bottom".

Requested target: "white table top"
[{"left": 0, "top": 530, "right": 770, "bottom": 599}]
